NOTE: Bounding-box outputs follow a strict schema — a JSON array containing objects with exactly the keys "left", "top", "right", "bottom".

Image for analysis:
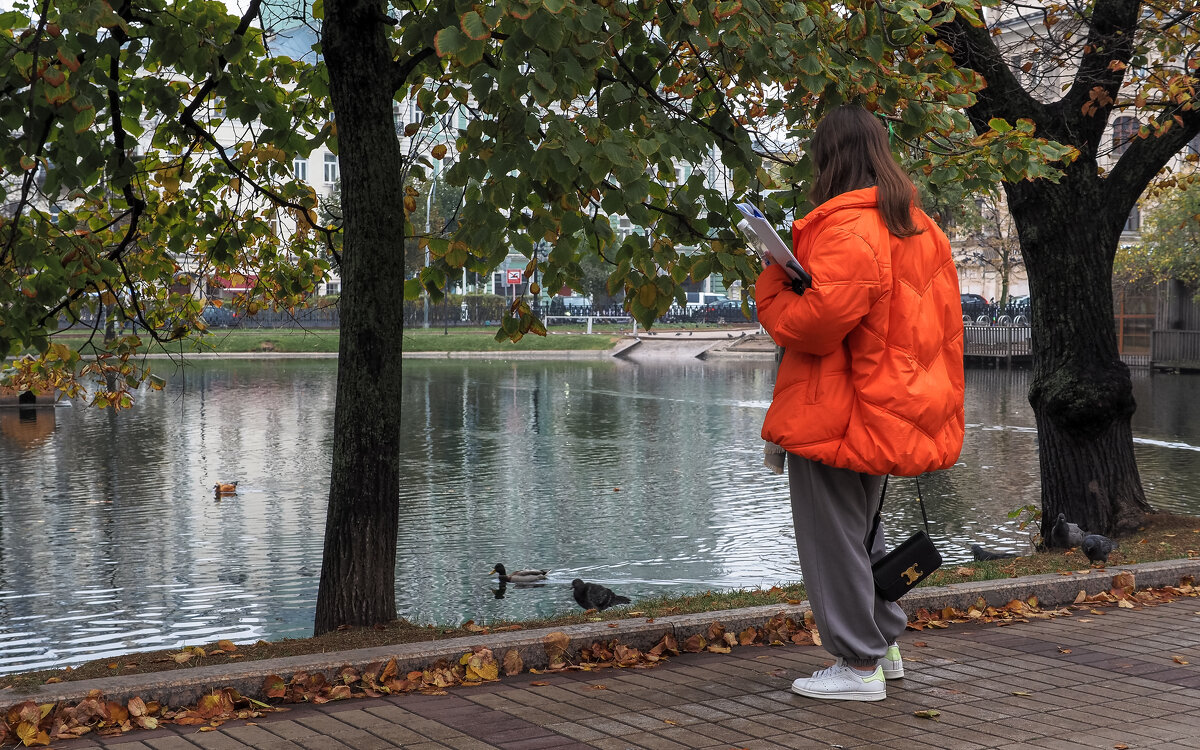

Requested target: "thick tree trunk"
[
  {"left": 314, "top": 0, "right": 406, "bottom": 634},
  {"left": 1006, "top": 175, "right": 1153, "bottom": 539}
]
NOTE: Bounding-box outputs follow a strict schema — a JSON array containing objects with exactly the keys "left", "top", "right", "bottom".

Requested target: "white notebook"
[{"left": 735, "top": 202, "right": 812, "bottom": 287}]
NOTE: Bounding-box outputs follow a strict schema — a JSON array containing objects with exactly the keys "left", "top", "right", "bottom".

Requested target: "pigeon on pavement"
[
  {"left": 1048, "top": 513, "right": 1085, "bottom": 549},
  {"left": 571, "top": 579, "right": 631, "bottom": 611},
  {"left": 1082, "top": 534, "right": 1118, "bottom": 564},
  {"left": 971, "top": 544, "right": 1018, "bottom": 561}
]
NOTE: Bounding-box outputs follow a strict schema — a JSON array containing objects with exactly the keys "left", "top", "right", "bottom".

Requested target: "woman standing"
[{"left": 756, "top": 105, "right": 965, "bottom": 701}]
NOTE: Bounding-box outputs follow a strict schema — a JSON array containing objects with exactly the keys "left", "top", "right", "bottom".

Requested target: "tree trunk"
[
  {"left": 314, "top": 0, "right": 407, "bottom": 634},
  {"left": 1005, "top": 174, "right": 1153, "bottom": 539}
]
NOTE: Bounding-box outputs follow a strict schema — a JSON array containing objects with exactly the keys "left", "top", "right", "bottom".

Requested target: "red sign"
[{"left": 505, "top": 269, "right": 523, "bottom": 285}]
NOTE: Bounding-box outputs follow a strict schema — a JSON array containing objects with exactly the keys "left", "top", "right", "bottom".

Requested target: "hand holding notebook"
[{"left": 735, "top": 202, "right": 813, "bottom": 292}]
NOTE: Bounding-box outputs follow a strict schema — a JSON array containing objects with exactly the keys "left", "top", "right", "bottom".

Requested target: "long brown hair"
[{"left": 809, "top": 105, "right": 922, "bottom": 238}]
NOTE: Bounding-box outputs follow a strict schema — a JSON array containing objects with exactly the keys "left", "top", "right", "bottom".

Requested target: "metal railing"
[{"left": 963, "top": 324, "right": 1032, "bottom": 361}]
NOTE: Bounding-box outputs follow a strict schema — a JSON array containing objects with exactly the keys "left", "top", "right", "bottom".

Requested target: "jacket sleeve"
[{"left": 756, "top": 227, "right": 881, "bottom": 355}]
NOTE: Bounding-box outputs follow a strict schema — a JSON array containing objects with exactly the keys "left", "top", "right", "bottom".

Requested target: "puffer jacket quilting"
[{"left": 756, "top": 187, "right": 965, "bottom": 476}]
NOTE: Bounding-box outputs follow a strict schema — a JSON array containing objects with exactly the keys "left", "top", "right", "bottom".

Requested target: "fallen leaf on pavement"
[
  {"left": 913, "top": 709, "right": 941, "bottom": 720},
  {"left": 1173, "top": 656, "right": 1189, "bottom": 665}
]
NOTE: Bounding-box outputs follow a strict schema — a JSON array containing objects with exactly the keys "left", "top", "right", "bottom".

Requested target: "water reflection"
[{"left": 0, "top": 359, "right": 1196, "bottom": 673}]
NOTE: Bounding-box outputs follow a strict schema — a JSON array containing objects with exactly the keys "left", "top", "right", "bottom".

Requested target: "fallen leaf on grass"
[{"left": 913, "top": 709, "right": 941, "bottom": 720}]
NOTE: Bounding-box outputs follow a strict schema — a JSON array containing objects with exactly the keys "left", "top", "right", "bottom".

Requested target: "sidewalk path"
[{"left": 48, "top": 598, "right": 1200, "bottom": 750}]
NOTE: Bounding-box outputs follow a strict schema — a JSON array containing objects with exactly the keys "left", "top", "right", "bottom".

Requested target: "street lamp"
[{"left": 422, "top": 169, "right": 437, "bottom": 329}]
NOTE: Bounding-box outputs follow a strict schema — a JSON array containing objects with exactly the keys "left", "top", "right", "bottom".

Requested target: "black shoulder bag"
[{"left": 867, "top": 475, "right": 942, "bottom": 601}]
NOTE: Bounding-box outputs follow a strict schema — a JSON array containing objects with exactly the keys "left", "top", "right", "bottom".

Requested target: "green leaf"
[
  {"left": 988, "top": 118, "right": 1013, "bottom": 133},
  {"left": 460, "top": 11, "right": 490, "bottom": 41},
  {"left": 434, "top": 26, "right": 467, "bottom": 58}
]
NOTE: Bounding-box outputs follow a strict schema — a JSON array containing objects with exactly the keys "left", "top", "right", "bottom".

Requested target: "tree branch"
[
  {"left": 932, "top": 5, "right": 1050, "bottom": 134},
  {"left": 1049, "top": 0, "right": 1140, "bottom": 153},
  {"left": 392, "top": 47, "right": 435, "bottom": 91}
]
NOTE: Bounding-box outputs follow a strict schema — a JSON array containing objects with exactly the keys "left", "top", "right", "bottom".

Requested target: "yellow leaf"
[
  {"left": 432, "top": 144, "right": 447, "bottom": 160},
  {"left": 1173, "top": 655, "right": 1189, "bottom": 665},
  {"left": 913, "top": 709, "right": 941, "bottom": 720},
  {"left": 502, "top": 649, "right": 523, "bottom": 676}
]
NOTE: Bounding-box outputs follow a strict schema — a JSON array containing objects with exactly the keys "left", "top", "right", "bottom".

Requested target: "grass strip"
[{"left": 49, "top": 328, "right": 622, "bottom": 354}]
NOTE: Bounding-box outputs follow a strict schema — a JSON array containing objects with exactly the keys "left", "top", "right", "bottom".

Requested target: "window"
[
  {"left": 323, "top": 153, "right": 338, "bottom": 183},
  {"left": 1111, "top": 116, "right": 1138, "bottom": 157},
  {"left": 293, "top": 157, "right": 308, "bottom": 181},
  {"left": 1123, "top": 206, "right": 1140, "bottom": 233}
]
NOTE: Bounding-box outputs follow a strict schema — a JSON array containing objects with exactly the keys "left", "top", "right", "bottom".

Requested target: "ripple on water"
[{"left": 0, "top": 361, "right": 1196, "bottom": 672}]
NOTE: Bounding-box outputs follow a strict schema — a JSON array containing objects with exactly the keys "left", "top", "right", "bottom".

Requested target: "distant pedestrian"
[{"left": 756, "top": 105, "right": 965, "bottom": 701}]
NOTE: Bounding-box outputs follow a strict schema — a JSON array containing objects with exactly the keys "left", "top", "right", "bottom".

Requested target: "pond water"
[{"left": 0, "top": 358, "right": 1197, "bottom": 674}]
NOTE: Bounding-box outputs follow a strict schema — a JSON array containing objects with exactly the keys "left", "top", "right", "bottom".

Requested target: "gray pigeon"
[
  {"left": 1049, "top": 513, "right": 1085, "bottom": 549},
  {"left": 571, "top": 578, "right": 631, "bottom": 611},
  {"left": 1081, "top": 534, "right": 1118, "bottom": 564},
  {"left": 971, "top": 544, "right": 1018, "bottom": 561}
]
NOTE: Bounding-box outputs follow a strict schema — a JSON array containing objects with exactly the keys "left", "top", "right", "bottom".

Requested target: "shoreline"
[{"left": 3, "top": 557, "right": 1196, "bottom": 709}]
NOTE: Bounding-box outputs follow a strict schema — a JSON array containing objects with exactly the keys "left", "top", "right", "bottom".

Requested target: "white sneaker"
[
  {"left": 878, "top": 643, "right": 904, "bottom": 679},
  {"left": 790, "top": 658, "right": 886, "bottom": 701}
]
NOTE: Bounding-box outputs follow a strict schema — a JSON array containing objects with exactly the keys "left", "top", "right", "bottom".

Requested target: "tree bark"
[
  {"left": 314, "top": 0, "right": 407, "bottom": 634},
  {"left": 1005, "top": 169, "right": 1153, "bottom": 538}
]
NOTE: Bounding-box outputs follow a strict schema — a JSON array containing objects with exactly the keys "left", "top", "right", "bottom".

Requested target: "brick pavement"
[{"left": 43, "top": 599, "right": 1200, "bottom": 750}]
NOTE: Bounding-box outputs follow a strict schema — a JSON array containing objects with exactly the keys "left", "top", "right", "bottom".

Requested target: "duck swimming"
[
  {"left": 213, "top": 481, "right": 239, "bottom": 496},
  {"left": 489, "top": 563, "right": 548, "bottom": 583}
]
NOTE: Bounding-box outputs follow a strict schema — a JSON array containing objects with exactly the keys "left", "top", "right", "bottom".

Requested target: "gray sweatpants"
[{"left": 788, "top": 454, "right": 908, "bottom": 668}]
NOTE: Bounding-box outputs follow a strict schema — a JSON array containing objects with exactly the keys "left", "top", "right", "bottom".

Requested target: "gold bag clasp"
[{"left": 900, "top": 564, "right": 922, "bottom": 584}]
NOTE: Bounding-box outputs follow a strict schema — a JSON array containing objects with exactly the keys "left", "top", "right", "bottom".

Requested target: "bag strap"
[{"left": 865, "top": 475, "right": 932, "bottom": 551}]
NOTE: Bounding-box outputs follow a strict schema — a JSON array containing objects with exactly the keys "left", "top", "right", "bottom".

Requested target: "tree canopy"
[{"left": 1116, "top": 177, "right": 1200, "bottom": 295}]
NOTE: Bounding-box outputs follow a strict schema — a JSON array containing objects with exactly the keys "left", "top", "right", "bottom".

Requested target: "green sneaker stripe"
[{"left": 862, "top": 670, "right": 885, "bottom": 683}]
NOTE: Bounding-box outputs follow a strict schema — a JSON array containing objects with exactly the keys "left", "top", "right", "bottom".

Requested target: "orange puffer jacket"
[{"left": 757, "top": 187, "right": 965, "bottom": 476}]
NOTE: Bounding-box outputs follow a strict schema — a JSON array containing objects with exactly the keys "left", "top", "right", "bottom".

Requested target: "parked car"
[
  {"left": 201, "top": 304, "right": 240, "bottom": 327},
  {"left": 960, "top": 293, "right": 990, "bottom": 319},
  {"left": 547, "top": 295, "right": 592, "bottom": 316},
  {"left": 684, "top": 291, "right": 727, "bottom": 312},
  {"left": 693, "top": 299, "right": 753, "bottom": 324}
]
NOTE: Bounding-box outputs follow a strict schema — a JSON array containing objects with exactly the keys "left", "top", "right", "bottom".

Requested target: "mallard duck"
[
  {"left": 213, "top": 481, "right": 239, "bottom": 496},
  {"left": 489, "top": 563, "right": 548, "bottom": 583}
]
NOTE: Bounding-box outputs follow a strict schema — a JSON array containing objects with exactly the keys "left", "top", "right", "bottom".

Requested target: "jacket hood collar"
[{"left": 794, "top": 187, "right": 878, "bottom": 231}]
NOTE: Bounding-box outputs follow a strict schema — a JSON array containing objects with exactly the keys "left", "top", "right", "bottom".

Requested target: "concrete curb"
[{"left": 3, "top": 558, "right": 1196, "bottom": 710}]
